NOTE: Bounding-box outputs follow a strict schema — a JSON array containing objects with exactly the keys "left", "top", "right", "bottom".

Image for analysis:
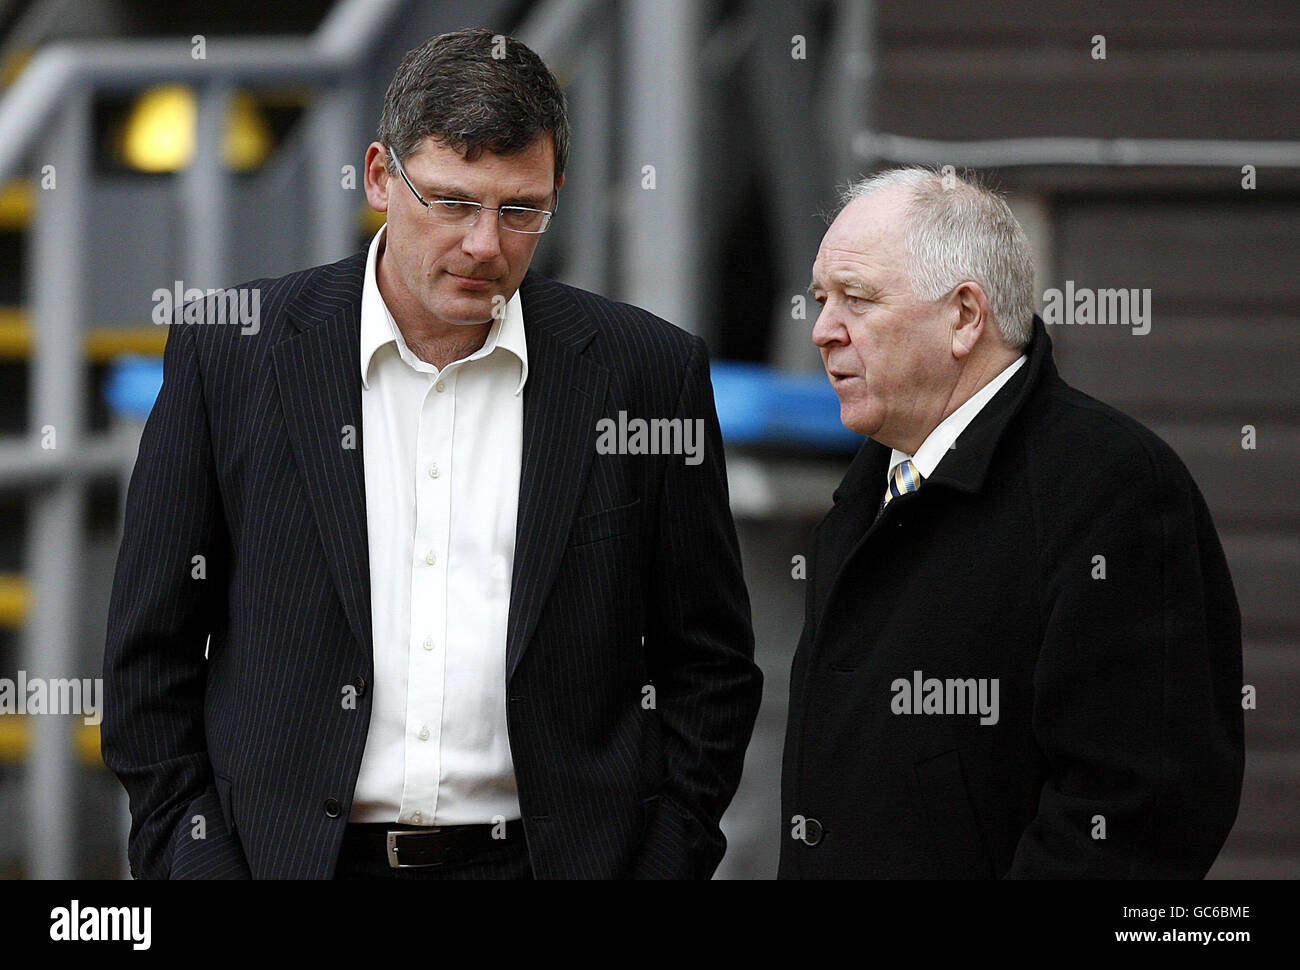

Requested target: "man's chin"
[
  {"left": 839, "top": 405, "right": 875, "bottom": 438},
  {"left": 430, "top": 291, "right": 500, "bottom": 326}
]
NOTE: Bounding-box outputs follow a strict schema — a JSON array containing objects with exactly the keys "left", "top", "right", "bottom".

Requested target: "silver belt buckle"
[{"left": 386, "top": 828, "right": 441, "bottom": 869}]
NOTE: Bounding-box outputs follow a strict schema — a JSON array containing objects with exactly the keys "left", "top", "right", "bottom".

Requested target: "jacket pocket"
[
  {"left": 169, "top": 783, "right": 252, "bottom": 879},
  {"left": 214, "top": 773, "right": 236, "bottom": 834},
  {"left": 913, "top": 749, "right": 994, "bottom": 878},
  {"left": 640, "top": 794, "right": 660, "bottom": 836},
  {"left": 569, "top": 499, "right": 640, "bottom": 547}
]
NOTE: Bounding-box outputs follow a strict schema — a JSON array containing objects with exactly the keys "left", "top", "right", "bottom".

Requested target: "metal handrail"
[
  {"left": 0, "top": 0, "right": 407, "bottom": 182},
  {"left": 1, "top": 0, "right": 410, "bottom": 883},
  {"left": 855, "top": 132, "right": 1300, "bottom": 168},
  {"left": 0, "top": 0, "right": 621, "bottom": 883}
]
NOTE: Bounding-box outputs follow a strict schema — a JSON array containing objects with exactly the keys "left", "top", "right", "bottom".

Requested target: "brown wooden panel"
[
  {"left": 877, "top": 56, "right": 1298, "bottom": 140},
  {"left": 879, "top": 0, "right": 1300, "bottom": 49},
  {"left": 1219, "top": 533, "right": 1300, "bottom": 638},
  {"left": 1208, "top": 850, "right": 1300, "bottom": 878},
  {"left": 1142, "top": 422, "right": 1300, "bottom": 525},
  {"left": 1054, "top": 202, "right": 1300, "bottom": 306},
  {"left": 1243, "top": 641, "right": 1300, "bottom": 752},
  {"left": 1217, "top": 750, "right": 1300, "bottom": 851},
  {"left": 1052, "top": 315, "right": 1300, "bottom": 416}
]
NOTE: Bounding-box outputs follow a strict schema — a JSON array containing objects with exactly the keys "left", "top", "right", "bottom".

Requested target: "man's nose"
[
  {"left": 811, "top": 304, "right": 846, "bottom": 348},
  {"left": 462, "top": 210, "right": 502, "bottom": 260}
]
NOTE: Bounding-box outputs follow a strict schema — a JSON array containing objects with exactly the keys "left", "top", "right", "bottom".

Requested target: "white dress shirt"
[
  {"left": 350, "top": 223, "right": 527, "bottom": 825},
  {"left": 886, "top": 355, "right": 1027, "bottom": 489}
]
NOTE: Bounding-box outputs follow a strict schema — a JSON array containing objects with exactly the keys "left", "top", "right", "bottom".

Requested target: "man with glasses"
[{"left": 103, "top": 28, "right": 761, "bottom": 880}]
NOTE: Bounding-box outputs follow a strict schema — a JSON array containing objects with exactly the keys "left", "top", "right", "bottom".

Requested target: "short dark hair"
[{"left": 377, "top": 28, "right": 569, "bottom": 180}]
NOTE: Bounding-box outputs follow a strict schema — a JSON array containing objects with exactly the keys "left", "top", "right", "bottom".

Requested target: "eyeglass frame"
[{"left": 384, "top": 146, "right": 557, "bottom": 234}]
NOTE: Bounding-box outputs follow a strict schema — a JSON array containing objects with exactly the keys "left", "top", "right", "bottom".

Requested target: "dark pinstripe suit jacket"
[{"left": 102, "top": 250, "right": 762, "bottom": 879}]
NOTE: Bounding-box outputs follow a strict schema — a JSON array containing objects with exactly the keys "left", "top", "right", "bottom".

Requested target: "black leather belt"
[{"left": 344, "top": 820, "right": 525, "bottom": 869}]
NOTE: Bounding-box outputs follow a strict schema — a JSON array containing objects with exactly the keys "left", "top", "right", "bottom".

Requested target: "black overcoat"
[{"left": 780, "top": 317, "right": 1244, "bottom": 878}]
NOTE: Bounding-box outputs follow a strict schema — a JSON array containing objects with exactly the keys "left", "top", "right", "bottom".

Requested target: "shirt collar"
[
  {"left": 359, "top": 223, "right": 529, "bottom": 395},
  {"left": 887, "top": 354, "right": 1027, "bottom": 483}
]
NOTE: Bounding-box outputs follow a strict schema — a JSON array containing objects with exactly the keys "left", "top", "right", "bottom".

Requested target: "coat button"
[
  {"left": 323, "top": 798, "right": 342, "bottom": 818},
  {"left": 804, "top": 818, "right": 824, "bottom": 846},
  {"left": 352, "top": 676, "right": 368, "bottom": 698}
]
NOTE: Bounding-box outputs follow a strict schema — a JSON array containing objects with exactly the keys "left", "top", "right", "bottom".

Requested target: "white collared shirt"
[
  {"left": 350, "top": 223, "right": 526, "bottom": 825},
  {"left": 886, "top": 355, "right": 1027, "bottom": 489}
]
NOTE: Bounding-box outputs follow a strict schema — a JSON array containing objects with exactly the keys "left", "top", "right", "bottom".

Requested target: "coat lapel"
[
  {"left": 271, "top": 251, "right": 373, "bottom": 661},
  {"left": 923, "top": 314, "right": 1053, "bottom": 496},
  {"left": 506, "top": 273, "right": 607, "bottom": 682},
  {"left": 812, "top": 438, "right": 889, "bottom": 624}
]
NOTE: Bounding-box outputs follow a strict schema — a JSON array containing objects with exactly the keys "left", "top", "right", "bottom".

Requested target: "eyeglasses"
[{"left": 386, "top": 146, "right": 555, "bottom": 234}]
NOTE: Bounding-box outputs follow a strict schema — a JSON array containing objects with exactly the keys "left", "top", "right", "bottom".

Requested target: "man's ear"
[
  {"left": 362, "top": 142, "right": 391, "bottom": 214},
  {"left": 950, "top": 281, "right": 991, "bottom": 360}
]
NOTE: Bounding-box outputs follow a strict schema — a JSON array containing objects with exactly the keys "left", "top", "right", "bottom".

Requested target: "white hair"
[{"left": 840, "top": 166, "right": 1036, "bottom": 348}]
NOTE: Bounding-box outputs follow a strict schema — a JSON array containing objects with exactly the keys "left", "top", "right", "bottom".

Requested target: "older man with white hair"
[{"left": 780, "top": 167, "right": 1243, "bottom": 879}]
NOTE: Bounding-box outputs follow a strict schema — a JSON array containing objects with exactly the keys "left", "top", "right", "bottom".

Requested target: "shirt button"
[
  {"left": 425, "top": 550, "right": 436, "bottom": 565},
  {"left": 434, "top": 381, "right": 446, "bottom": 393},
  {"left": 423, "top": 636, "right": 434, "bottom": 651},
  {"left": 804, "top": 818, "right": 824, "bottom": 846},
  {"left": 412, "top": 811, "right": 422, "bottom": 824},
  {"left": 418, "top": 726, "right": 430, "bottom": 741},
  {"left": 427, "top": 464, "right": 439, "bottom": 478}
]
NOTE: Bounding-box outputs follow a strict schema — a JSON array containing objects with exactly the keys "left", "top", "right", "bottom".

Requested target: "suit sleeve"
[
  {"left": 1007, "top": 433, "right": 1244, "bottom": 878},
  {"left": 631, "top": 335, "right": 763, "bottom": 879},
  {"left": 101, "top": 320, "right": 248, "bottom": 879}
]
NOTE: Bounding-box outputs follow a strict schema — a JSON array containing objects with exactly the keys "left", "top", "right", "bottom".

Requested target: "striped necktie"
[{"left": 880, "top": 459, "right": 922, "bottom": 512}]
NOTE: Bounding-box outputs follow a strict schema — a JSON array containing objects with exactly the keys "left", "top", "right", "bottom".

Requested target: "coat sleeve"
[
  {"left": 1007, "top": 427, "right": 1244, "bottom": 878},
  {"left": 629, "top": 335, "right": 763, "bottom": 879},
  {"left": 101, "top": 319, "right": 249, "bottom": 879}
]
